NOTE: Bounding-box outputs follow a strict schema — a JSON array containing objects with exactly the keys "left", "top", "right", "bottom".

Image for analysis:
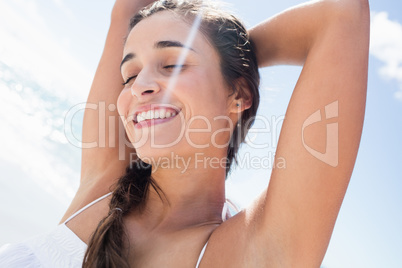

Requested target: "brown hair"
[{"left": 83, "top": 0, "right": 260, "bottom": 267}]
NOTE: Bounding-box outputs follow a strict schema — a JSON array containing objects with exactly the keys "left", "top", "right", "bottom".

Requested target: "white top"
[
  {"left": 0, "top": 193, "right": 111, "bottom": 268},
  {"left": 0, "top": 193, "right": 236, "bottom": 268}
]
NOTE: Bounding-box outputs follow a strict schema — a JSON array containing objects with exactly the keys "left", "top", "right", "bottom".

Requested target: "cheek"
[
  {"left": 181, "top": 75, "right": 231, "bottom": 137},
  {"left": 186, "top": 68, "right": 228, "bottom": 104},
  {"left": 117, "top": 88, "right": 132, "bottom": 118}
]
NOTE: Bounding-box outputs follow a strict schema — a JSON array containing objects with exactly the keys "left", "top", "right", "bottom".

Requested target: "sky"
[{"left": 0, "top": 0, "right": 401, "bottom": 267}]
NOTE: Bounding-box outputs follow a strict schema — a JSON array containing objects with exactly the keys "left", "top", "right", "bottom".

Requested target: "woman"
[{"left": 0, "top": 0, "right": 369, "bottom": 267}]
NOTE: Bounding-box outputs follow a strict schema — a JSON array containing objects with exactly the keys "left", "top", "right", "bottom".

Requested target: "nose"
[{"left": 130, "top": 68, "right": 160, "bottom": 99}]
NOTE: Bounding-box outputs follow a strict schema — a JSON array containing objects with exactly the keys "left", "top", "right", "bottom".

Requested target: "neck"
[{"left": 132, "top": 151, "right": 228, "bottom": 231}]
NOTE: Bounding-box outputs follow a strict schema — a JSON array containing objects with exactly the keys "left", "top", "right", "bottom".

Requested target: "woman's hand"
[{"left": 111, "top": 0, "right": 156, "bottom": 20}]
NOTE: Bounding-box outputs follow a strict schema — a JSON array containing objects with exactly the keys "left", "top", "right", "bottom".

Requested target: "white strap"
[
  {"left": 63, "top": 192, "right": 113, "bottom": 224},
  {"left": 221, "top": 202, "right": 228, "bottom": 222},
  {"left": 225, "top": 199, "right": 240, "bottom": 214},
  {"left": 197, "top": 201, "right": 232, "bottom": 267},
  {"left": 195, "top": 241, "right": 208, "bottom": 268}
]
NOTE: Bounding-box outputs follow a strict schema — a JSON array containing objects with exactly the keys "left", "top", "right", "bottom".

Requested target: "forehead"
[{"left": 124, "top": 11, "right": 212, "bottom": 56}]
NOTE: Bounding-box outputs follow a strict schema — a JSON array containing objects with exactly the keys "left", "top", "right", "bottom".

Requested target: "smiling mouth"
[
  {"left": 134, "top": 108, "right": 179, "bottom": 123},
  {"left": 130, "top": 107, "right": 182, "bottom": 129}
]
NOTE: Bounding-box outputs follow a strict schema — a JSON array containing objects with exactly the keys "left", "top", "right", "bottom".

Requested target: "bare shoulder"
[
  {"left": 199, "top": 191, "right": 282, "bottom": 267},
  {"left": 59, "top": 175, "right": 118, "bottom": 224},
  {"left": 64, "top": 191, "right": 112, "bottom": 244}
]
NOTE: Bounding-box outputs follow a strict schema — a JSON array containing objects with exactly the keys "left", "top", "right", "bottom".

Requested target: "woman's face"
[{"left": 117, "top": 11, "right": 239, "bottom": 162}]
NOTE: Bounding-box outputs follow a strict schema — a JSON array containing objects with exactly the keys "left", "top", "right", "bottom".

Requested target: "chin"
[{"left": 134, "top": 139, "right": 199, "bottom": 170}]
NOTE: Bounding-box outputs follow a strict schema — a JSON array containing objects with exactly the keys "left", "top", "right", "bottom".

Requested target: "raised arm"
[
  {"left": 250, "top": 0, "right": 368, "bottom": 67},
  {"left": 60, "top": 0, "right": 155, "bottom": 223},
  {"left": 245, "top": 0, "right": 369, "bottom": 266}
]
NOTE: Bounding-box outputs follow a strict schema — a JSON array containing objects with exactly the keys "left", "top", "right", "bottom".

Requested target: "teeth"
[
  {"left": 137, "top": 114, "right": 145, "bottom": 122},
  {"left": 135, "top": 109, "right": 178, "bottom": 123},
  {"left": 160, "top": 109, "right": 166, "bottom": 119}
]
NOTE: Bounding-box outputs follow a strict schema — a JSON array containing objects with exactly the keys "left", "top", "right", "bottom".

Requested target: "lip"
[{"left": 127, "top": 103, "right": 182, "bottom": 129}]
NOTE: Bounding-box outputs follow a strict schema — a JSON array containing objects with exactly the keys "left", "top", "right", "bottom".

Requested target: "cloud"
[
  {"left": 0, "top": 0, "right": 86, "bottom": 214},
  {"left": 370, "top": 11, "right": 402, "bottom": 101},
  {"left": 0, "top": 66, "right": 80, "bottom": 206},
  {"left": 0, "top": 0, "right": 92, "bottom": 103}
]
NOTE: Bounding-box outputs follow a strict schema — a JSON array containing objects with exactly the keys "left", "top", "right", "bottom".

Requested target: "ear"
[{"left": 229, "top": 77, "right": 252, "bottom": 113}]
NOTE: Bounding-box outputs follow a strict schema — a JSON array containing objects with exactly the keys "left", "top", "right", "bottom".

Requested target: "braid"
[{"left": 82, "top": 160, "right": 155, "bottom": 268}]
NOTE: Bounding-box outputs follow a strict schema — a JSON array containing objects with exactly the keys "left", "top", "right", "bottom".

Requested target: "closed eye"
[
  {"left": 122, "top": 65, "right": 185, "bottom": 86},
  {"left": 122, "top": 75, "right": 137, "bottom": 86},
  {"left": 164, "top": 65, "right": 184, "bottom": 70}
]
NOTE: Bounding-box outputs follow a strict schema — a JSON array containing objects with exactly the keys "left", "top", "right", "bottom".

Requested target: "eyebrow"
[
  {"left": 120, "top": 40, "right": 196, "bottom": 69},
  {"left": 154, "top": 40, "right": 195, "bottom": 51},
  {"left": 120, "top": 53, "right": 135, "bottom": 69}
]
